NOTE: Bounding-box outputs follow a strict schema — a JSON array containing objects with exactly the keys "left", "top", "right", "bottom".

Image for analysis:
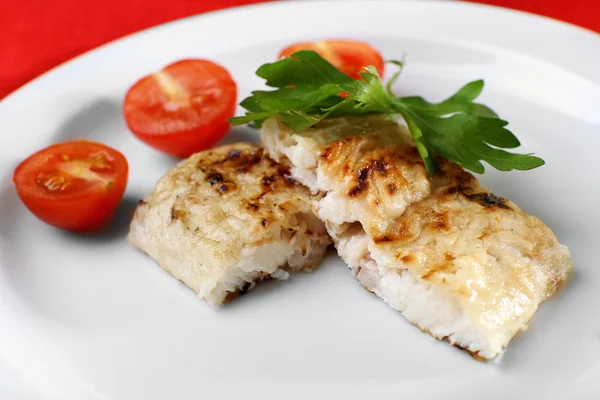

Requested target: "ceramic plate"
[{"left": 1, "top": 1, "right": 599, "bottom": 398}]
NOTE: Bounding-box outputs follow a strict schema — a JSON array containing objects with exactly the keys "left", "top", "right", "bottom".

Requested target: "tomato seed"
[{"left": 37, "top": 173, "right": 71, "bottom": 191}]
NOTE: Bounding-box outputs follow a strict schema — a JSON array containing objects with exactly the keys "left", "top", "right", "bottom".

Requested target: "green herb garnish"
[{"left": 228, "top": 50, "right": 544, "bottom": 176}]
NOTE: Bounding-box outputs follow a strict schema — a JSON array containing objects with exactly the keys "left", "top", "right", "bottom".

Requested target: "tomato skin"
[
  {"left": 279, "top": 40, "right": 385, "bottom": 79},
  {"left": 124, "top": 59, "right": 237, "bottom": 158},
  {"left": 13, "top": 141, "right": 129, "bottom": 233}
]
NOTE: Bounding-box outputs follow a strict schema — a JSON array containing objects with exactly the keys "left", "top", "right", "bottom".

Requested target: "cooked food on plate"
[
  {"left": 230, "top": 49, "right": 573, "bottom": 359},
  {"left": 11, "top": 40, "right": 573, "bottom": 362},
  {"left": 124, "top": 59, "right": 237, "bottom": 157},
  {"left": 261, "top": 114, "right": 573, "bottom": 359},
  {"left": 12, "top": 140, "right": 129, "bottom": 232},
  {"left": 128, "top": 143, "right": 331, "bottom": 305}
]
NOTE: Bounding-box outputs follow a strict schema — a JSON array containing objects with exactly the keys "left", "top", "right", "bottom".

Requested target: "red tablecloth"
[{"left": 1, "top": 0, "right": 598, "bottom": 100}]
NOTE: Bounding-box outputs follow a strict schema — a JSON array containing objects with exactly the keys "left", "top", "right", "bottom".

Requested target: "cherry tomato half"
[
  {"left": 13, "top": 140, "right": 129, "bottom": 232},
  {"left": 279, "top": 40, "right": 385, "bottom": 79},
  {"left": 124, "top": 59, "right": 237, "bottom": 157}
]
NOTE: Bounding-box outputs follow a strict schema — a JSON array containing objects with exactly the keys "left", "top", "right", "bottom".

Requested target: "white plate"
[{"left": 1, "top": 1, "right": 600, "bottom": 399}]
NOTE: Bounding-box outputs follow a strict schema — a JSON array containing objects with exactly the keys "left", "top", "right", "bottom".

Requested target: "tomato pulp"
[
  {"left": 13, "top": 140, "right": 129, "bottom": 232},
  {"left": 124, "top": 59, "right": 237, "bottom": 157}
]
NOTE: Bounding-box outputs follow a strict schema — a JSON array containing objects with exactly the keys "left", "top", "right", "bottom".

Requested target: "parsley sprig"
[{"left": 228, "top": 50, "right": 544, "bottom": 176}]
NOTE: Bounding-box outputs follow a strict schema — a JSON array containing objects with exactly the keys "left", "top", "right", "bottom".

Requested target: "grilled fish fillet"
[
  {"left": 261, "top": 115, "right": 573, "bottom": 359},
  {"left": 128, "top": 143, "right": 331, "bottom": 305}
]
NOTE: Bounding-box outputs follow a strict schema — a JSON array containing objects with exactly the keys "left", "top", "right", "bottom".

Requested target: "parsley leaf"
[
  {"left": 229, "top": 50, "right": 544, "bottom": 176},
  {"left": 257, "top": 50, "right": 352, "bottom": 87}
]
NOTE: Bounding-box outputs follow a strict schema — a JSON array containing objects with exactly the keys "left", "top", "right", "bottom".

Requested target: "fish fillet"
[
  {"left": 261, "top": 115, "right": 573, "bottom": 359},
  {"left": 128, "top": 143, "right": 331, "bottom": 305}
]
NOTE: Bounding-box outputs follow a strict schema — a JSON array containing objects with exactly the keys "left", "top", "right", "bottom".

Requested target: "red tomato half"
[
  {"left": 124, "top": 59, "right": 237, "bottom": 157},
  {"left": 279, "top": 40, "right": 385, "bottom": 79},
  {"left": 13, "top": 140, "right": 129, "bottom": 232}
]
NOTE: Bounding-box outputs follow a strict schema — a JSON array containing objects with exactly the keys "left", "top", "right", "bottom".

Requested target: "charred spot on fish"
[
  {"left": 195, "top": 227, "right": 200, "bottom": 232},
  {"left": 348, "top": 166, "right": 370, "bottom": 197},
  {"left": 277, "top": 166, "right": 291, "bottom": 177},
  {"left": 430, "top": 212, "right": 450, "bottom": 231},
  {"left": 277, "top": 167, "right": 297, "bottom": 186},
  {"left": 396, "top": 224, "right": 413, "bottom": 241},
  {"left": 244, "top": 155, "right": 263, "bottom": 170},
  {"left": 220, "top": 152, "right": 263, "bottom": 169},
  {"left": 445, "top": 186, "right": 459, "bottom": 195},
  {"left": 239, "top": 281, "right": 252, "bottom": 294},
  {"left": 375, "top": 223, "right": 412, "bottom": 244},
  {"left": 357, "top": 166, "right": 370, "bottom": 182},
  {"left": 456, "top": 173, "right": 478, "bottom": 193},
  {"left": 421, "top": 269, "right": 436, "bottom": 281},
  {"left": 348, "top": 183, "right": 366, "bottom": 197},
  {"left": 223, "top": 292, "right": 239, "bottom": 304},
  {"left": 320, "top": 147, "right": 332, "bottom": 161},
  {"left": 466, "top": 192, "right": 511, "bottom": 209},
  {"left": 387, "top": 184, "right": 397, "bottom": 194},
  {"left": 218, "top": 184, "right": 229, "bottom": 193},
  {"left": 228, "top": 149, "right": 241, "bottom": 159},
  {"left": 266, "top": 156, "right": 279, "bottom": 168},
  {"left": 170, "top": 207, "right": 186, "bottom": 222},
  {"left": 283, "top": 175, "right": 298, "bottom": 186},
  {"left": 374, "top": 235, "right": 393, "bottom": 243},
  {"left": 137, "top": 199, "right": 147, "bottom": 206},
  {"left": 246, "top": 202, "right": 259, "bottom": 211},
  {"left": 253, "top": 191, "right": 268, "bottom": 201},
  {"left": 401, "top": 254, "right": 415, "bottom": 263},
  {"left": 206, "top": 173, "right": 223, "bottom": 185},
  {"left": 457, "top": 171, "right": 477, "bottom": 186},
  {"left": 422, "top": 258, "right": 457, "bottom": 281},
  {"left": 278, "top": 205, "right": 287, "bottom": 211},
  {"left": 444, "top": 172, "right": 478, "bottom": 196},
  {"left": 261, "top": 218, "right": 270, "bottom": 227},
  {"left": 261, "top": 176, "right": 274, "bottom": 188},
  {"left": 372, "top": 159, "right": 389, "bottom": 175}
]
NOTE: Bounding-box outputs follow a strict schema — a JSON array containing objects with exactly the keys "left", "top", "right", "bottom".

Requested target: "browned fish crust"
[{"left": 128, "top": 142, "right": 331, "bottom": 305}]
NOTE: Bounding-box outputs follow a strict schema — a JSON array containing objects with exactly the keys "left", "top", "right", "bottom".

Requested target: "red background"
[{"left": 1, "top": 0, "right": 598, "bottom": 100}]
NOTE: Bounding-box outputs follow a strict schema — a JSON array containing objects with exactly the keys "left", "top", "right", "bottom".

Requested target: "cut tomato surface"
[
  {"left": 13, "top": 140, "right": 129, "bottom": 232},
  {"left": 124, "top": 59, "right": 237, "bottom": 157}
]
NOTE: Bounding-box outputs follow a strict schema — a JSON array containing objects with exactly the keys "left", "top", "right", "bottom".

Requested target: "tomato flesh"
[
  {"left": 124, "top": 59, "right": 237, "bottom": 157},
  {"left": 279, "top": 40, "right": 385, "bottom": 79},
  {"left": 13, "top": 141, "right": 129, "bottom": 232}
]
